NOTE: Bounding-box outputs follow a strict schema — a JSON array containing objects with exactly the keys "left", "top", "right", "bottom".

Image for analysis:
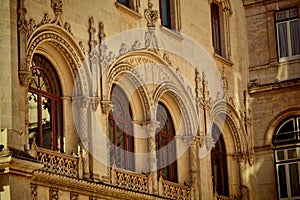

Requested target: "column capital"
[{"left": 101, "top": 100, "right": 113, "bottom": 114}]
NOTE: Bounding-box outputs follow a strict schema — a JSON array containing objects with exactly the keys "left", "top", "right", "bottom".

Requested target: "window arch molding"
[{"left": 264, "top": 108, "right": 300, "bottom": 147}]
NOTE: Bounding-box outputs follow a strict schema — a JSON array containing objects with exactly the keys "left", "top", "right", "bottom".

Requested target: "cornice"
[{"left": 248, "top": 79, "right": 300, "bottom": 94}]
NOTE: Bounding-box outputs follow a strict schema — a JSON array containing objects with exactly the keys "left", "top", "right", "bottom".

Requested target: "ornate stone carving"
[
  {"left": 144, "top": 2, "right": 158, "bottom": 27},
  {"left": 50, "top": 188, "right": 59, "bottom": 200},
  {"left": 101, "top": 101, "right": 113, "bottom": 114},
  {"left": 111, "top": 168, "right": 149, "bottom": 193},
  {"left": 36, "top": 147, "right": 78, "bottom": 177},
  {"left": 31, "top": 184, "right": 38, "bottom": 200},
  {"left": 119, "top": 43, "right": 128, "bottom": 55},
  {"left": 70, "top": 192, "right": 78, "bottom": 200},
  {"left": 158, "top": 176, "right": 192, "bottom": 200},
  {"left": 163, "top": 53, "right": 172, "bottom": 66},
  {"left": 51, "top": 0, "right": 63, "bottom": 25},
  {"left": 64, "top": 22, "right": 73, "bottom": 36},
  {"left": 99, "top": 21, "right": 106, "bottom": 44},
  {"left": 89, "top": 17, "right": 97, "bottom": 51}
]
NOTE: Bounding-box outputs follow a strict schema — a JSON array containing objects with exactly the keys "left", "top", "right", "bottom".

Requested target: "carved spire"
[
  {"left": 221, "top": 65, "right": 228, "bottom": 92},
  {"left": 51, "top": 0, "right": 63, "bottom": 25},
  {"left": 89, "top": 17, "right": 97, "bottom": 52},
  {"left": 99, "top": 21, "right": 106, "bottom": 44}
]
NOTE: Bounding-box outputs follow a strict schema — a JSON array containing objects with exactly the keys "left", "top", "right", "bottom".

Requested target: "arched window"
[
  {"left": 211, "top": 124, "right": 229, "bottom": 196},
  {"left": 109, "top": 85, "right": 135, "bottom": 171},
  {"left": 28, "top": 54, "right": 63, "bottom": 151},
  {"left": 156, "top": 103, "right": 178, "bottom": 182},
  {"left": 273, "top": 116, "right": 300, "bottom": 200}
]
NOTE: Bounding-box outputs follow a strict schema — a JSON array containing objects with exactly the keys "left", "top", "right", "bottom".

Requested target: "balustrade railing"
[
  {"left": 111, "top": 168, "right": 149, "bottom": 193},
  {"left": 159, "top": 178, "right": 192, "bottom": 200},
  {"left": 36, "top": 147, "right": 78, "bottom": 178}
]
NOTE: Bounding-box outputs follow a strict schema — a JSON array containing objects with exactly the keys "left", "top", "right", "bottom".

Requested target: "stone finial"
[
  {"left": 51, "top": 0, "right": 63, "bottom": 25},
  {"left": 99, "top": 21, "right": 106, "bottom": 44},
  {"left": 144, "top": 2, "right": 158, "bottom": 27}
]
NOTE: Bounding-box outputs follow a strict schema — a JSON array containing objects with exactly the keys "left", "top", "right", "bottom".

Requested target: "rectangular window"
[
  {"left": 160, "top": 0, "right": 171, "bottom": 29},
  {"left": 276, "top": 8, "right": 300, "bottom": 61},
  {"left": 211, "top": 3, "right": 222, "bottom": 55}
]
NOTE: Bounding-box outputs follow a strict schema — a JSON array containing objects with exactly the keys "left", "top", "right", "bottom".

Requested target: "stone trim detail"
[
  {"left": 31, "top": 184, "right": 38, "bottom": 200},
  {"left": 50, "top": 188, "right": 59, "bottom": 200}
]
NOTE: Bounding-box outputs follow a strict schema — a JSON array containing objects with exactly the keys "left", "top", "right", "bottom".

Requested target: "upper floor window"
[
  {"left": 156, "top": 103, "right": 178, "bottom": 182},
  {"left": 28, "top": 54, "right": 63, "bottom": 152},
  {"left": 211, "top": 124, "right": 229, "bottom": 197},
  {"left": 116, "top": 0, "right": 139, "bottom": 12},
  {"left": 211, "top": 2, "right": 222, "bottom": 55},
  {"left": 159, "top": 0, "right": 181, "bottom": 31},
  {"left": 273, "top": 116, "right": 300, "bottom": 200},
  {"left": 109, "top": 84, "right": 135, "bottom": 171},
  {"left": 276, "top": 8, "right": 300, "bottom": 61}
]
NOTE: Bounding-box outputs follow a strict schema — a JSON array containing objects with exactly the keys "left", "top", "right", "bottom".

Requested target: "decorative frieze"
[{"left": 31, "top": 184, "right": 38, "bottom": 200}]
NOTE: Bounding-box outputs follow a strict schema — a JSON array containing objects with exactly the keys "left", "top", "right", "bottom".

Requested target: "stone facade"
[{"left": 0, "top": 0, "right": 299, "bottom": 199}]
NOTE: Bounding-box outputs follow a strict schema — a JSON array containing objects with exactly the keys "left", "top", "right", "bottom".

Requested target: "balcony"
[{"left": 34, "top": 148, "right": 192, "bottom": 199}]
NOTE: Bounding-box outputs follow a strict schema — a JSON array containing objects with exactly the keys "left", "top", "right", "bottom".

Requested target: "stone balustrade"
[
  {"left": 159, "top": 178, "right": 192, "bottom": 200},
  {"left": 111, "top": 168, "right": 150, "bottom": 193},
  {"left": 36, "top": 147, "right": 78, "bottom": 178},
  {"left": 216, "top": 195, "right": 232, "bottom": 200}
]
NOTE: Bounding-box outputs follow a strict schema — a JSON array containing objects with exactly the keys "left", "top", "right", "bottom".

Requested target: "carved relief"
[
  {"left": 70, "top": 192, "right": 78, "bottom": 200},
  {"left": 144, "top": 2, "right": 158, "bottom": 27},
  {"left": 31, "top": 184, "right": 38, "bottom": 200},
  {"left": 50, "top": 188, "right": 59, "bottom": 200}
]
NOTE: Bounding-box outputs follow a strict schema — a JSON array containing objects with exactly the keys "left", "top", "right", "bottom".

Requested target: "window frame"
[
  {"left": 108, "top": 85, "right": 135, "bottom": 171},
  {"left": 211, "top": 2, "right": 222, "bottom": 56},
  {"left": 28, "top": 54, "right": 63, "bottom": 152},
  {"left": 275, "top": 8, "right": 300, "bottom": 62},
  {"left": 159, "top": 0, "right": 181, "bottom": 32},
  {"left": 156, "top": 102, "right": 178, "bottom": 183},
  {"left": 273, "top": 116, "right": 300, "bottom": 200},
  {"left": 211, "top": 125, "right": 229, "bottom": 197}
]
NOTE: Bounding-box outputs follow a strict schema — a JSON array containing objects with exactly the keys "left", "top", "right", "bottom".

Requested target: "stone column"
[
  {"left": 76, "top": 96, "right": 91, "bottom": 180},
  {"left": 189, "top": 140, "right": 199, "bottom": 200},
  {"left": 236, "top": 154, "right": 249, "bottom": 200},
  {"left": 146, "top": 120, "right": 160, "bottom": 195}
]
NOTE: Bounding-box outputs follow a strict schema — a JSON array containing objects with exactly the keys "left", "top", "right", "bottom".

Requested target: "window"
[
  {"left": 109, "top": 85, "right": 135, "bottom": 171},
  {"left": 211, "top": 124, "right": 229, "bottom": 196},
  {"left": 28, "top": 54, "right": 63, "bottom": 152},
  {"left": 160, "top": 0, "right": 171, "bottom": 29},
  {"left": 156, "top": 103, "right": 178, "bottom": 182},
  {"left": 273, "top": 116, "right": 300, "bottom": 200},
  {"left": 159, "top": 0, "right": 180, "bottom": 31},
  {"left": 118, "top": 0, "right": 130, "bottom": 8},
  {"left": 276, "top": 8, "right": 300, "bottom": 61},
  {"left": 211, "top": 2, "right": 222, "bottom": 55},
  {"left": 116, "top": 0, "right": 139, "bottom": 12}
]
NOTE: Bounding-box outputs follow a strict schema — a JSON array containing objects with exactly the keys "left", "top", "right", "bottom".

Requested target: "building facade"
[{"left": 0, "top": 0, "right": 299, "bottom": 200}]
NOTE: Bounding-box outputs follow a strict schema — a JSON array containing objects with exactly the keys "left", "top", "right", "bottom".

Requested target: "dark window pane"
[
  {"left": 277, "top": 151, "right": 285, "bottom": 161},
  {"left": 118, "top": 0, "right": 129, "bottom": 7},
  {"left": 211, "top": 3, "right": 221, "bottom": 55},
  {"left": 288, "top": 149, "right": 297, "bottom": 159},
  {"left": 278, "top": 165, "right": 288, "bottom": 198},
  {"left": 160, "top": 0, "right": 171, "bottom": 28},
  {"left": 277, "top": 23, "right": 289, "bottom": 58},
  {"left": 289, "top": 163, "right": 300, "bottom": 196},
  {"left": 42, "top": 96, "right": 52, "bottom": 150},
  {"left": 290, "top": 19, "right": 300, "bottom": 56}
]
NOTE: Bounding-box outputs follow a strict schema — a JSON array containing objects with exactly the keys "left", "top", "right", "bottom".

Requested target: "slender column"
[
  {"left": 146, "top": 120, "right": 160, "bottom": 194},
  {"left": 189, "top": 140, "right": 199, "bottom": 200},
  {"left": 236, "top": 154, "right": 249, "bottom": 200},
  {"left": 77, "top": 96, "right": 90, "bottom": 179}
]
